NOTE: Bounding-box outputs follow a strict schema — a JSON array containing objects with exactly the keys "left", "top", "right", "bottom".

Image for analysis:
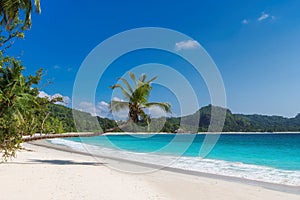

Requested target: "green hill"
[
  {"left": 48, "top": 104, "right": 118, "bottom": 133},
  {"left": 48, "top": 104, "right": 300, "bottom": 133},
  {"left": 175, "top": 105, "right": 300, "bottom": 132}
]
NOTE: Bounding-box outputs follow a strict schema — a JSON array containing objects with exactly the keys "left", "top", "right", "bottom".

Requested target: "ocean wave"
[{"left": 48, "top": 138, "right": 300, "bottom": 186}]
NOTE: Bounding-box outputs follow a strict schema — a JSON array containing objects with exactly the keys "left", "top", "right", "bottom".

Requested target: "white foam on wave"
[{"left": 49, "top": 138, "right": 300, "bottom": 186}]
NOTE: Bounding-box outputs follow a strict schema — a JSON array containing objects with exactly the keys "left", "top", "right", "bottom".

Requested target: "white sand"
[{"left": 0, "top": 142, "right": 299, "bottom": 200}]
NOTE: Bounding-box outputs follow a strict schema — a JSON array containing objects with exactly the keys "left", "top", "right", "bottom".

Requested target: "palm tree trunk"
[
  {"left": 41, "top": 112, "right": 50, "bottom": 135},
  {"left": 104, "top": 120, "right": 132, "bottom": 133}
]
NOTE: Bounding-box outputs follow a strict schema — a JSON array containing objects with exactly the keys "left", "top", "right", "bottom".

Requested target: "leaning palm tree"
[{"left": 109, "top": 72, "right": 171, "bottom": 132}]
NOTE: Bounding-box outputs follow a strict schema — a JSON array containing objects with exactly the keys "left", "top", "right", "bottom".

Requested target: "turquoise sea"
[{"left": 49, "top": 133, "right": 300, "bottom": 186}]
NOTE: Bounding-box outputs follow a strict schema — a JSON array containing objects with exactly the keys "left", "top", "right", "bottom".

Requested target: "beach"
[{"left": 0, "top": 141, "right": 299, "bottom": 200}]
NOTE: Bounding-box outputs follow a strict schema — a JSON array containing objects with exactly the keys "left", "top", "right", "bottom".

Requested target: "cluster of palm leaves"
[
  {"left": 110, "top": 72, "right": 171, "bottom": 132},
  {"left": 0, "top": 0, "right": 47, "bottom": 160},
  {"left": 0, "top": 56, "right": 62, "bottom": 159},
  {"left": 0, "top": 0, "right": 40, "bottom": 29},
  {"left": 0, "top": 0, "right": 41, "bottom": 53},
  {"left": 0, "top": 57, "right": 37, "bottom": 158}
]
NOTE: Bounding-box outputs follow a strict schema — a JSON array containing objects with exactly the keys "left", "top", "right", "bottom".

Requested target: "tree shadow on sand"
[
  {"left": 5, "top": 159, "right": 106, "bottom": 166},
  {"left": 30, "top": 159, "right": 106, "bottom": 166}
]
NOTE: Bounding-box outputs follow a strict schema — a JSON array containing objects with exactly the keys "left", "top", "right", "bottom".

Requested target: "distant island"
[{"left": 49, "top": 104, "right": 300, "bottom": 133}]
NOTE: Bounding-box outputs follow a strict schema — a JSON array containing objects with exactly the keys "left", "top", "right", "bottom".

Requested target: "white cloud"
[
  {"left": 53, "top": 65, "right": 60, "bottom": 69},
  {"left": 98, "top": 101, "right": 109, "bottom": 107},
  {"left": 96, "top": 101, "right": 112, "bottom": 118},
  {"left": 242, "top": 19, "right": 250, "bottom": 24},
  {"left": 76, "top": 100, "right": 126, "bottom": 119},
  {"left": 258, "top": 12, "right": 270, "bottom": 21},
  {"left": 147, "top": 106, "right": 169, "bottom": 118},
  {"left": 112, "top": 109, "right": 128, "bottom": 120},
  {"left": 54, "top": 65, "right": 74, "bottom": 72},
  {"left": 242, "top": 12, "right": 276, "bottom": 25},
  {"left": 78, "top": 101, "right": 98, "bottom": 116},
  {"left": 110, "top": 97, "right": 128, "bottom": 119},
  {"left": 112, "top": 97, "right": 125, "bottom": 102},
  {"left": 38, "top": 91, "right": 71, "bottom": 106},
  {"left": 62, "top": 96, "right": 71, "bottom": 105},
  {"left": 38, "top": 91, "right": 50, "bottom": 98},
  {"left": 175, "top": 40, "right": 200, "bottom": 51}
]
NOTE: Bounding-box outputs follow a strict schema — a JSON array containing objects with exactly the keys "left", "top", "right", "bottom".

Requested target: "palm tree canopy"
[
  {"left": 110, "top": 72, "right": 171, "bottom": 124},
  {"left": 0, "top": 0, "right": 41, "bottom": 29}
]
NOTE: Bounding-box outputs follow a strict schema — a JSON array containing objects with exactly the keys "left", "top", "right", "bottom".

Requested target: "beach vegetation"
[
  {"left": 109, "top": 72, "right": 171, "bottom": 132},
  {"left": 0, "top": 0, "right": 41, "bottom": 53},
  {"left": 0, "top": 0, "right": 64, "bottom": 160},
  {"left": 0, "top": 55, "right": 63, "bottom": 159}
]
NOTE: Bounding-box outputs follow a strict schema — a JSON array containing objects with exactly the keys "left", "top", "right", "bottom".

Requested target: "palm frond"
[
  {"left": 129, "top": 72, "right": 137, "bottom": 88},
  {"left": 119, "top": 77, "right": 133, "bottom": 93},
  {"left": 22, "top": 0, "right": 33, "bottom": 28},
  {"left": 146, "top": 76, "right": 157, "bottom": 84},
  {"left": 0, "top": 0, "right": 41, "bottom": 29},
  {"left": 144, "top": 102, "right": 172, "bottom": 113},
  {"left": 110, "top": 84, "right": 131, "bottom": 99},
  {"left": 34, "top": 0, "right": 41, "bottom": 13},
  {"left": 110, "top": 100, "right": 129, "bottom": 112},
  {"left": 130, "top": 83, "right": 151, "bottom": 104},
  {"left": 139, "top": 73, "right": 146, "bottom": 82}
]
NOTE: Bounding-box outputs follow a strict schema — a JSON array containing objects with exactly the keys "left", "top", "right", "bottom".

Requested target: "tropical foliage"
[
  {"left": 0, "top": 0, "right": 49, "bottom": 160},
  {"left": 0, "top": 0, "right": 41, "bottom": 53},
  {"left": 0, "top": 55, "right": 64, "bottom": 159},
  {"left": 110, "top": 72, "right": 171, "bottom": 132},
  {"left": 0, "top": 0, "right": 40, "bottom": 28},
  {"left": 48, "top": 104, "right": 117, "bottom": 133}
]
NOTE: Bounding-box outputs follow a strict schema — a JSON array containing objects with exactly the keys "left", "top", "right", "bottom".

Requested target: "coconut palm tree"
[
  {"left": 110, "top": 72, "right": 171, "bottom": 132},
  {"left": 0, "top": 58, "right": 41, "bottom": 132},
  {"left": 0, "top": 58, "right": 39, "bottom": 158},
  {"left": 0, "top": 57, "right": 62, "bottom": 159},
  {"left": 0, "top": 0, "right": 41, "bottom": 29}
]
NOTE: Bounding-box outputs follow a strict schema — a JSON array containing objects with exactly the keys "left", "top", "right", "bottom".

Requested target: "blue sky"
[{"left": 8, "top": 0, "right": 300, "bottom": 118}]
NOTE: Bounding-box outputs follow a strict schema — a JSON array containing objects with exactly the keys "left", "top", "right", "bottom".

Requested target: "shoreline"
[
  {"left": 103, "top": 131, "right": 300, "bottom": 135},
  {"left": 22, "top": 131, "right": 300, "bottom": 141},
  {"left": 31, "top": 139, "right": 300, "bottom": 195},
  {"left": 1, "top": 140, "right": 299, "bottom": 199}
]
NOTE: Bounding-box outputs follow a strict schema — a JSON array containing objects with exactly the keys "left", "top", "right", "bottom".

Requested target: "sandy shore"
[{"left": 1, "top": 142, "right": 299, "bottom": 200}]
